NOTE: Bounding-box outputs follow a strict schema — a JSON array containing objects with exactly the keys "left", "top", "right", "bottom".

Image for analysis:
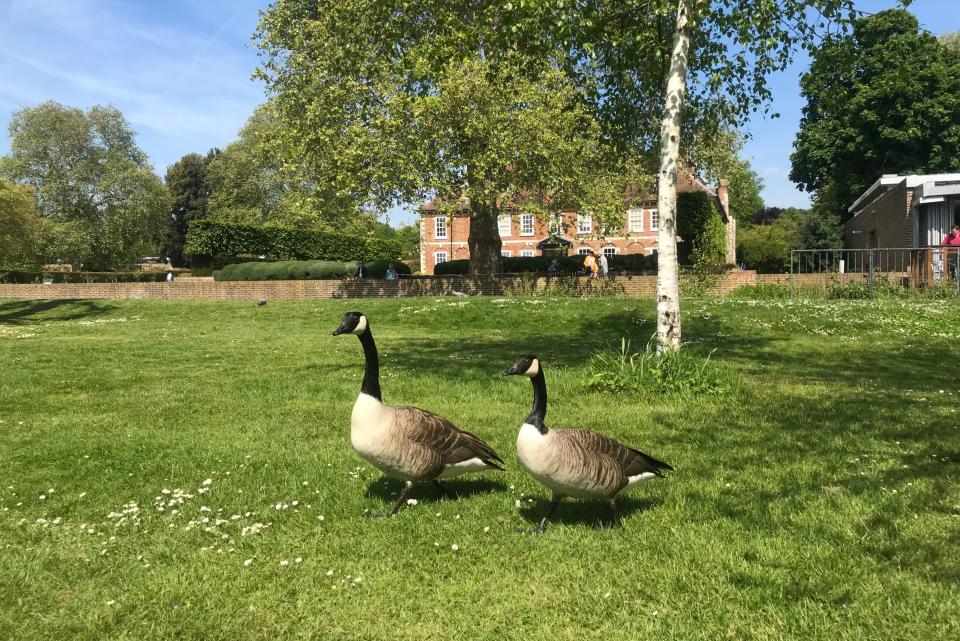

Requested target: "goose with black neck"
[
  {"left": 503, "top": 354, "right": 673, "bottom": 532},
  {"left": 333, "top": 311, "right": 504, "bottom": 517}
]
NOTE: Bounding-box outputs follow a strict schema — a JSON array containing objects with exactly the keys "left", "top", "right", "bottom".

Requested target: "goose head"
[
  {"left": 332, "top": 311, "right": 368, "bottom": 336},
  {"left": 502, "top": 354, "right": 541, "bottom": 378}
]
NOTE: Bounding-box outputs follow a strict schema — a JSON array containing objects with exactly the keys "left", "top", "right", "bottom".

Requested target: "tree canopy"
[
  {"left": 0, "top": 101, "right": 168, "bottom": 269},
  {"left": 162, "top": 150, "right": 218, "bottom": 267},
  {"left": 0, "top": 179, "right": 42, "bottom": 268},
  {"left": 791, "top": 8, "right": 960, "bottom": 221}
]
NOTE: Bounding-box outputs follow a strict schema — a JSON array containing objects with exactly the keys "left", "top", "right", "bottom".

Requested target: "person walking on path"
[
  {"left": 943, "top": 224, "right": 960, "bottom": 280},
  {"left": 582, "top": 250, "right": 598, "bottom": 278},
  {"left": 598, "top": 252, "right": 609, "bottom": 277}
]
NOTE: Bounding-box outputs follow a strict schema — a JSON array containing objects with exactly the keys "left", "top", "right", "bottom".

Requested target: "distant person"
[
  {"left": 598, "top": 252, "right": 609, "bottom": 276},
  {"left": 582, "top": 250, "right": 598, "bottom": 278},
  {"left": 165, "top": 271, "right": 173, "bottom": 283},
  {"left": 547, "top": 259, "right": 559, "bottom": 277},
  {"left": 944, "top": 225, "right": 960, "bottom": 279},
  {"left": 356, "top": 260, "right": 368, "bottom": 279},
  {"left": 385, "top": 264, "right": 398, "bottom": 281}
]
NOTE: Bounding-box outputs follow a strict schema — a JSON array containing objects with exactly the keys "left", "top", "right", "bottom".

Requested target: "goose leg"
[
  {"left": 367, "top": 481, "right": 414, "bottom": 519},
  {"left": 531, "top": 495, "right": 563, "bottom": 534},
  {"left": 432, "top": 480, "right": 454, "bottom": 500},
  {"left": 608, "top": 499, "right": 621, "bottom": 528}
]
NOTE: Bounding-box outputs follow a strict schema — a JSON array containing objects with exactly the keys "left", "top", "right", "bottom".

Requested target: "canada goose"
[
  {"left": 333, "top": 312, "right": 504, "bottom": 516},
  {"left": 503, "top": 355, "right": 672, "bottom": 532}
]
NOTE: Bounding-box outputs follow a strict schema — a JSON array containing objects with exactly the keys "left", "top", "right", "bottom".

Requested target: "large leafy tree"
[
  {"left": 163, "top": 150, "right": 218, "bottom": 267},
  {"left": 0, "top": 179, "right": 43, "bottom": 267},
  {"left": 254, "top": 2, "right": 638, "bottom": 275},
  {"left": 791, "top": 8, "right": 960, "bottom": 222},
  {"left": 0, "top": 101, "right": 169, "bottom": 269}
]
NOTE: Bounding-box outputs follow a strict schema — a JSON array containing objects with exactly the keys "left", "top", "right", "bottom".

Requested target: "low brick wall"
[{"left": 0, "top": 271, "right": 873, "bottom": 301}]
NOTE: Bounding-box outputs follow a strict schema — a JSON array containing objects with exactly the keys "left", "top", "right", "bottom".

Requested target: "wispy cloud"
[{"left": 0, "top": 0, "right": 266, "bottom": 173}]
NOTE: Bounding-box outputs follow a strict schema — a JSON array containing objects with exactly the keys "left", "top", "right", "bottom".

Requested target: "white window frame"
[
  {"left": 577, "top": 247, "right": 592, "bottom": 255},
  {"left": 435, "top": 217, "right": 448, "bottom": 240},
  {"left": 434, "top": 251, "right": 448, "bottom": 265},
  {"left": 577, "top": 213, "right": 592, "bottom": 234},
  {"left": 548, "top": 214, "right": 563, "bottom": 235},
  {"left": 498, "top": 215, "right": 511, "bottom": 236},
  {"left": 520, "top": 213, "right": 535, "bottom": 236},
  {"left": 628, "top": 208, "right": 644, "bottom": 233},
  {"left": 501, "top": 249, "right": 512, "bottom": 257},
  {"left": 602, "top": 246, "right": 618, "bottom": 257},
  {"left": 649, "top": 208, "right": 659, "bottom": 231},
  {"left": 520, "top": 248, "right": 535, "bottom": 257}
]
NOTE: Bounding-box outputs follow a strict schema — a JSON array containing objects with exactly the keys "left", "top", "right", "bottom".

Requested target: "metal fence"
[{"left": 790, "top": 248, "right": 960, "bottom": 296}]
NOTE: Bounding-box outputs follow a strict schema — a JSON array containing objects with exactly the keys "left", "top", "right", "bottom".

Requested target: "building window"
[
  {"left": 434, "top": 251, "right": 448, "bottom": 265},
  {"left": 649, "top": 209, "right": 659, "bottom": 231},
  {"left": 548, "top": 214, "right": 563, "bottom": 235},
  {"left": 520, "top": 213, "right": 535, "bottom": 236},
  {"left": 628, "top": 208, "right": 643, "bottom": 233},
  {"left": 603, "top": 246, "right": 617, "bottom": 257},
  {"left": 498, "top": 215, "right": 511, "bottom": 236},
  {"left": 501, "top": 249, "right": 512, "bottom": 257},
  {"left": 577, "top": 213, "right": 592, "bottom": 234},
  {"left": 577, "top": 247, "right": 592, "bottom": 255},
  {"left": 520, "top": 249, "right": 535, "bottom": 257},
  {"left": 435, "top": 217, "right": 448, "bottom": 239}
]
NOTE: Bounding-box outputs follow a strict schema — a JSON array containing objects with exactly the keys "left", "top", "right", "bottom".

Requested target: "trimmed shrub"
[
  {"left": 0, "top": 271, "right": 173, "bottom": 284},
  {"left": 433, "top": 253, "right": 656, "bottom": 275},
  {"left": 185, "top": 220, "right": 403, "bottom": 266},
  {"left": 213, "top": 259, "right": 411, "bottom": 281}
]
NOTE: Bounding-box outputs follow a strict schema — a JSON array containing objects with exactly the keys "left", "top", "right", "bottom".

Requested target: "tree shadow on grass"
[
  {"left": 0, "top": 299, "right": 116, "bottom": 325},
  {"left": 517, "top": 495, "right": 663, "bottom": 530},
  {"left": 364, "top": 476, "right": 509, "bottom": 505}
]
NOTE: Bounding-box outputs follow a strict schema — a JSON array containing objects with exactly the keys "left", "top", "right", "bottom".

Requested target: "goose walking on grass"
[
  {"left": 503, "top": 355, "right": 672, "bottom": 532},
  {"left": 333, "top": 312, "right": 504, "bottom": 517}
]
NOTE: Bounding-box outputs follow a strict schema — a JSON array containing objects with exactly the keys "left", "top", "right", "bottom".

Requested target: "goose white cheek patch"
[
  {"left": 350, "top": 316, "right": 368, "bottom": 334},
  {"left": 524, "top": 359, "right": 540, "bottom": 377}
]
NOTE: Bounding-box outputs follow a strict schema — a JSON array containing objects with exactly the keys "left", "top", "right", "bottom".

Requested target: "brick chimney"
[{"left": 717, "top": 179, "right": 730, "bottom": 219}]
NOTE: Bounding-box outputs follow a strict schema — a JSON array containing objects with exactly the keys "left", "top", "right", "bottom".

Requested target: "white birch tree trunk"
[{"left": 656, "top": 0, "right": 696, "bottom": 353}]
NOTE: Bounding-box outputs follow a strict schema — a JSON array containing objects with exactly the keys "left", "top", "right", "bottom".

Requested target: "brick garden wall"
[{"left": 0, "top": 271, "right": 873, "bottom": 302}]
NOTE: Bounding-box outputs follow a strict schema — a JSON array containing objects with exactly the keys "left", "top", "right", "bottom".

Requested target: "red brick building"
[{"left": 419, "top": 174, "right": 733, "bottom": 274}]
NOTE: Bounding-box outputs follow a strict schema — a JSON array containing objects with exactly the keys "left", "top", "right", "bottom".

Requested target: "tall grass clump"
[{"left": 588, "top": 337, "right": 731, "bottom": 397}]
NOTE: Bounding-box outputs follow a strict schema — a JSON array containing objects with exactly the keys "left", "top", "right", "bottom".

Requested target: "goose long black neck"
[
  {"left": 526, "top": 370, "right": 548, "bottom": 434},
  {"left": 357, "top": 329, "right": 382, "bottom": 401}
]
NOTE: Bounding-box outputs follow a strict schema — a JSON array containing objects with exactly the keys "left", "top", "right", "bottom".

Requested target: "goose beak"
[
  {"left": 332, "top": 326, "right": 346, "bottom": 336},
  {"left": 502, "top": 365, "right": 519, "bottom": 377}
]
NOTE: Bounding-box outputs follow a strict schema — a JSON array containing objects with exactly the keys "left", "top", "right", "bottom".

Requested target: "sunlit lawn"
[{"left": 1, "top": 294, "right": 958, "bottom": 640}]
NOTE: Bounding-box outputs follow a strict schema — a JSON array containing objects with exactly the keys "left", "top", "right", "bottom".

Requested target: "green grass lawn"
[{"left": 1, "top": 295, "right": 959, "bottom": 640}]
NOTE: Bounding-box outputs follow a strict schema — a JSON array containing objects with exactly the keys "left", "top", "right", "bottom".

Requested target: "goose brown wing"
[
  {"left": 557, "top": 428, "right": 672, "bottom": 478},
  {"left": 393, "top": 406, "right": 504, "bottom": 469}
]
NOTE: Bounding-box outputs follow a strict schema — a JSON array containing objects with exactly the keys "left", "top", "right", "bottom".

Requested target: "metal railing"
[{"left": 790, "top": 248, "right": 960, "bottom": 297}]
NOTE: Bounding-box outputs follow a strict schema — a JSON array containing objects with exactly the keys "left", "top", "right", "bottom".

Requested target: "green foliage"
[
  {"left": 433, "top": 254, "right": 657, "bottom": 276},
  {"left": 688, "top": 128, "right": 764, "bottom": 225},
  {"left": 163, "top": 150, "right": 218, "bottom": 267},
  {"left": 676, "top": 192, "right": 726, "bottom": 268},
  {"left": 728, "top": 283, "right": 792, "bottom": 300},
  {"left": 791, "top": 8, "right": 960, "bottom": 221},
  {"left": 0, "top": 101, "right": 169, "bottom": 269},
  {"left": 213, "top": 259, "right": 409, "bottom": 281},
  {"left": 738, "top": 215, "right": 801, "bottom": 273},
  {"left": 0, "top": 179, "right": 42, "bottom": 268},
  {"left": 185, "top": 219, "right": 402, "bottom": 265},
  {"left": 588, "top": 338, "right": 730, "bottom": 397},
  {"left": 0, "top": 270, "right": 171, "bottom": 284}
]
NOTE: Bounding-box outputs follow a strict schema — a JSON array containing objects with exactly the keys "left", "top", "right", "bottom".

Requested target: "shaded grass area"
[{"left": 1, "top": 296, "right": 959, "bottom": 640}]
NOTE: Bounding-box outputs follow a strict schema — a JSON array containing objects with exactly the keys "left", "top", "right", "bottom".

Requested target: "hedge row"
[
  {"left": 214, "top": 260, "right": 411, "bottom": 281},
  {"left": 433, "top": 253, "right": 657, "bottom": 276},
  {"left": 185, "top": 220, "right": 402, "bottom": 266},
  {"left": 0, "top": 271, "right": 173, "bottom": 284}
]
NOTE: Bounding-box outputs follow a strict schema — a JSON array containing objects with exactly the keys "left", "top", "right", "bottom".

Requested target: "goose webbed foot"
[
  {"left": 519, "top": 495, "right": 562, "bottom": 534},
  {"left": 368, "top": 481, "right": 415, "bottom": 518}
]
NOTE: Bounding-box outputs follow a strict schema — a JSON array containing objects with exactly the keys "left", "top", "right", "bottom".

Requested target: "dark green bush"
[
  {"left": 728, "top": 283, "right": 792, "bottom": 299},
  {"left": 0, "top": 271, "right": 173, "bottom": 284},
  {"left": 185, "top": 220, "right": 403, "bottom": 266},
  {"left": 214, "top": 259, "right": 410, "bottom": 281},
  {"left": 433, "top": 253, "right": 656, "bottom": 275}
]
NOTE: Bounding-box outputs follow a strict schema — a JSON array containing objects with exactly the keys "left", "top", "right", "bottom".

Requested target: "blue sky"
[{"left": 1, "top": 0, "right": 958, "bottom": 225}]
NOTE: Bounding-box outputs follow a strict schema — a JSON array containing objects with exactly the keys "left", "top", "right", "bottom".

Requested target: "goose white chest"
[
  {"left": 516, "top": 423, "right": 575, "bottom": 494},
  {"left": 350, "top": 393, "right": 392, "bottom": 463}
]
